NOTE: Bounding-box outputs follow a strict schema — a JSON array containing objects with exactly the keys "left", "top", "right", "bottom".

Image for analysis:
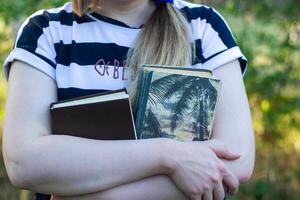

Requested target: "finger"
[
  {"left": 207, "top": 139, "right": 241, "bottom": 160},
  {"left": 213, "top": 182, "right": 225, "bottom": 200},
  {"left": 222, "top": 172, "right": 239, "bottom": 195},
  {"left": 202, "top": 190, "right": 213, "bottom": 200},
  {"left": 190, "top": 194, "right": 202, "bottom": 200}
]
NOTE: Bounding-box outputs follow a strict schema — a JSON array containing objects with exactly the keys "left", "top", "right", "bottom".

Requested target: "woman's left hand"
[{"left": 199, "top": 137, "right": 243, "bottom": 200}]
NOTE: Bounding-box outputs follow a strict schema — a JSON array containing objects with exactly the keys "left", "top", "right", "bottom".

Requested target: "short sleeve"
[
  {"left": 3, "top": 10, "right": 56, "bottom": 81},
  {"left": 200, "top": 7, "right": 247, "bottom": 74}
]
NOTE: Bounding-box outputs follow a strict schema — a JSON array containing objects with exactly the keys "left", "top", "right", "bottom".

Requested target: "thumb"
[{"left": 206, "top": 139, "right": 241, "bottom": 160}]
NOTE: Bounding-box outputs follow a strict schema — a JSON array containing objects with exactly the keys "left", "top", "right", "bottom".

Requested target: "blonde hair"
[{"left": 72, "top": 0, "right": 195, "bottom": 101}]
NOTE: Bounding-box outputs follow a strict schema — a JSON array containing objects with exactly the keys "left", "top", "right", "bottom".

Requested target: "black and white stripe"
[{"left": 4, "top": 0, "right": 247, "bottom": 102}]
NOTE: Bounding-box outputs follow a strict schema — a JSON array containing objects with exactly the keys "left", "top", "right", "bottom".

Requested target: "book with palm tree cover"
[{"left": 134, "top": 65, "right": 221, "bottom": 141}]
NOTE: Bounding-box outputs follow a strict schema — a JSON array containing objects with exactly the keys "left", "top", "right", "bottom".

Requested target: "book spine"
[
  {"left": 135, "top": 70, "right": 153, "bottom": 139},
  {"left": 133, "top": 69, "right": 145, "bottom": 118},
  {"left": 135, "top": 69, "right": 148, "bottom": 123},
  {"left": 49, "top": 108, "right": 57, "bottom": 134}
]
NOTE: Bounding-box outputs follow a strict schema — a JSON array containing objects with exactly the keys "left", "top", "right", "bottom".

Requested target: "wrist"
[{"left": 158, "top": 138, "right": 180, "bottom": 176}]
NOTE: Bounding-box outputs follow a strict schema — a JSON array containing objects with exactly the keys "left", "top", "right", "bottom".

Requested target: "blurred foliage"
[
  {"left": 0, "top": 0, "right": 299, "bottom": 199},
  {"left": 0, "top": 0, "right": 67, "bottom": 23}
]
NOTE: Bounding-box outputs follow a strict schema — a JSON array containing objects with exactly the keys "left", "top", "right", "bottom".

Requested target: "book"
[
  {"left": 50, "top": 89, "right": 137, "bottom": 140},
  {"left": 134, "top": 65, "right": 221, "bottom": 141}
]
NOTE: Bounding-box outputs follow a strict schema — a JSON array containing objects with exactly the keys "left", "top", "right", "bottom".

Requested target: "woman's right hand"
[{"left": 164, "top": 139, "right": 240, "bottom": 200}]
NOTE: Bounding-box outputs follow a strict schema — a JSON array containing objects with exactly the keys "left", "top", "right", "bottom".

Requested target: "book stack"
[
  {"left": 50, "top": 65, "right": 221, "bottom": 141},
  {"left": 50, "top": 89, "right": 137, "bottom": 140}
]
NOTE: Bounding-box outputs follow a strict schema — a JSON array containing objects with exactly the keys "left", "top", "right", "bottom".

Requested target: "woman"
[{"left": 2, "top": 0, "right": 255, "bottom": 200}]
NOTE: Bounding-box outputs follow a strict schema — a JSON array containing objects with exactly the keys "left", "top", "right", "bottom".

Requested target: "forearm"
[
  {"left": 211, "top": 112, "right": 255, "bottom": 182},
  {"left": 211, "top": 81, "right": 255, "bottom": 183},
  {"left": 211, "top": 60, "right": 256, "bottom": 183},
  {"left": 8, "top": 136, "right": 172, "bottom": 196},
  {"left": 222, "top": 151, "right": 254, "bottom": 183},
  {"left": 52, "top": 175, "right": 189, "bottom": 200}
]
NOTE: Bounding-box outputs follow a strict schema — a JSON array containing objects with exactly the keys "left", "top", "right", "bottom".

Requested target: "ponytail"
[{"left": 127, "top": 2, "right": 195, "bottom": 101}]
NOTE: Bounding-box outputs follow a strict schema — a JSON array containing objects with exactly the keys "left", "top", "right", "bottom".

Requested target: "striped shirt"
[{"left": 4, "top": 0, "right": 247, "bottom": 102}]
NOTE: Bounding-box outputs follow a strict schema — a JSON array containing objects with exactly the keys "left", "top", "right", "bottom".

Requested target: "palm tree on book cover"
[{"left": 142, "top": 74, "right": 218, "bottom": 141}]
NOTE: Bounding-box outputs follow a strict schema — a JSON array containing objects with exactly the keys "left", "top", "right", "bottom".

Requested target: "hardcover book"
[
  {"left": 135, "top": 65, "right": 221, "bottom": 141},
  {"left": 50, "top": 89, "right": 137, "bottom": 140}
]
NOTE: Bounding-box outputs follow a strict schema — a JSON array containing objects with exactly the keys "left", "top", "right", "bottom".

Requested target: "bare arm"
[
  {"left": 53, "top": 175, "right": 189, "bottom": 200},
  {"left": 3, "top": 61, "right": 171, "bottom": 196},
  {"left": 211, "top": 60, "right": 255, "bottom": 182}
]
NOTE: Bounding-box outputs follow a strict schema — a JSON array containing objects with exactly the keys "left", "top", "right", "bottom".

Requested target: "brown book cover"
[{"left": 50, "top": 89, "right": 137, "bottom": 140}]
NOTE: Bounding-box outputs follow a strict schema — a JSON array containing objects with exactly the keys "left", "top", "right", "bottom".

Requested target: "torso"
[{"left": 29, "top": 0, "right": 237, "bottom": 101}]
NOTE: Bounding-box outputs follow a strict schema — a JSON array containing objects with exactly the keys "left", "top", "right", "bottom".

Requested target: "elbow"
[
  {"left": 4, "top": 158, "right": 34, "bottom": 190},
  {"left": 237, "top": 130, "right": 256, "bottom": 183},
  {"left": 237, "top": 151, "right": 255, "bottom": 183},
  {"left": 6, "top": 164, "right": 31, "bottom": 190},
  {"left": 232, "top": 159, "right": 254, "bottom": 183},
  {"left": 237, "top": 169, "right": 254, "bottom": 183},
  {"left": 3, "top": 146, "right": 36, "bottom": 190}
]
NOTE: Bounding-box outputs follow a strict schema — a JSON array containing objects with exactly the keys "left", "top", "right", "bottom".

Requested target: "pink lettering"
[
  {"left": 113, "top": 59, "right": 120, "bottom": 79},
  {"left": 94, "top": 59, "right": 110, "bottom": 76},
  {"left": 94, "top": 59, "right": 128, "bottom": 80}
]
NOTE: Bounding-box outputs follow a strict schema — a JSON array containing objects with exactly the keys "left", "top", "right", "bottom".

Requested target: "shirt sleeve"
[
  {"left": 3, "top": 10, "right": 56, "bottom": 81},
  {"left": 200, "top": 7, "right": 247, "bottom": 75}
]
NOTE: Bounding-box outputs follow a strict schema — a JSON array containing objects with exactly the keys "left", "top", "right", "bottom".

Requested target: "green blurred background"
[{"left": 0, "top": 0, "right": 299, "bottom": 199}]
